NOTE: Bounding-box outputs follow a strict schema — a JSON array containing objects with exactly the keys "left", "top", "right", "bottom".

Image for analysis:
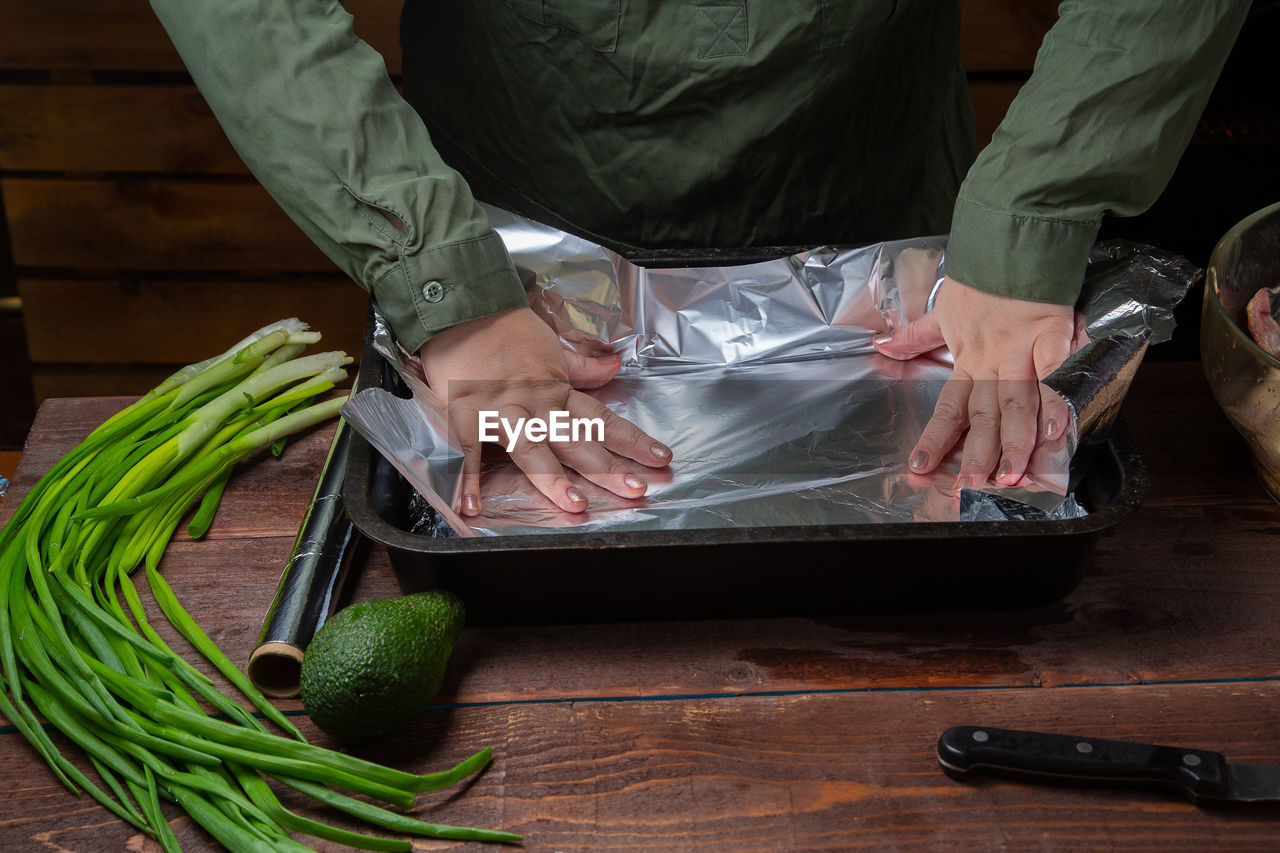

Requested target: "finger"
[
  {"left": 1038, "top": 384, "right": 1072, "bottom": 444},
  {"left": 909, "top": 371, "right": 972, "bottom": 474},
  {"left": 873, "top": 311, "right": 944, "bottom": 361},
  {"left": 995, "top": 372, "right": 1039, "bottom": 485},
  {"left": 570, "top": 391, "right": 672, "bottom": 468},
  {"left": 1073, "top": 311, "right": 1091, "bottom": 351},
  {"left": 957, "top": 378, "right": 1001, "bottom": 491},
  {"left": 553, "top": 440, "right": 649, "bottom": 499},
  {"left": 1031, "top": 327, "right": 1072, "bottom": 382},
  {"left": 451, "top": 406, "right": 484, "bottom": 516},
  {"left": 561, "top": 330, "right": 618, "bottom": 359},
  {"left": 458, "top": 444, "right": 483, "bottom": 516},
  {"left": 497, "top": 404, "right": 589, "bottom": 513},
  {"left": 564, "top": 350, "right": 621, "bottom": 390},
  {"left": 1031, "top": 331, "right": 1074, "bottom": 442}
]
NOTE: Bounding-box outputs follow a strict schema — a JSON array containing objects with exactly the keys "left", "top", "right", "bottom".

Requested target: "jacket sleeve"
[
  {"left": 945, "top": 0, "right": 1251, "bottom": 306},
  {"left": 149, "top": 0, "right": 529, "bottom": 353}
]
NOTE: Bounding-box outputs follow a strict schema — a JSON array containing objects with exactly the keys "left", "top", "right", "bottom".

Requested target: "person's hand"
[
  {"left": 418, "top": 307, "right": 672, "bottom": 516},
  {"left": 873, "top": 276, "right": 1084, "bottom": 491}
]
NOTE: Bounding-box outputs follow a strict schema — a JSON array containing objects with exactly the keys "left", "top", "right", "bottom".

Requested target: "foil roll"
[
  {"left": 344, "top": 208, "right": 1196, "bottom": 537},
  {"left": 248, "top": 418, "right": 359, "bottom": 697}
]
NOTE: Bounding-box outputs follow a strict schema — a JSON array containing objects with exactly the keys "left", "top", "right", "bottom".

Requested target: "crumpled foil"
[{"left": 342, "top": 207, "right": 1197, "bottom": 538}]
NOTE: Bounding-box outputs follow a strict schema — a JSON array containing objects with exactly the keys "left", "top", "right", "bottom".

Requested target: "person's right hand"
[{"left": 418, "top": 307, "right": 672, "bottom": 516}]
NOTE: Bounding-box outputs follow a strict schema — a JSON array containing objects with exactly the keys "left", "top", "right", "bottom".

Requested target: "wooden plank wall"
[{"left": 0, "top": 0, "right": 1056, "bottom": 402}]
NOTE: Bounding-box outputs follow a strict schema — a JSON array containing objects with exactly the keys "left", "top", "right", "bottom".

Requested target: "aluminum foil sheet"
[{"left": 343, "top": 207, "right": 1196, "bottom": 538}]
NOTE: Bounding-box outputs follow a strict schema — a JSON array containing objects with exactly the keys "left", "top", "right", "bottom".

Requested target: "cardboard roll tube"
[
  {"left": 249, "top": 417, "right": 358, "bottom": 698},
  {"left": 247, "top": 642, "right": 306, "bottom": 699}
]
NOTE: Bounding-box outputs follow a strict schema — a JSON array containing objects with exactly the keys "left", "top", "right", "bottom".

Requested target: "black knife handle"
[{"left": 937, "top": 726, "right": 1231, "bottom": 802}]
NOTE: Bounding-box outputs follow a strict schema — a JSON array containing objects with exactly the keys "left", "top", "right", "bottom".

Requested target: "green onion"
[
  {"left": 234, "top": 768, "right": 411, "bottom": 853},
  {"left": 185, "top": 467, "right": 232, "bottom": 539},
  {"left": 278, "top": 775, "right": 526, "bottom": 845},
  {"left": 132, "top": 766, "right": 182, "bottom": 853},
  {"left": 0, "top": 319, "right": 522, "bottom": 849}
]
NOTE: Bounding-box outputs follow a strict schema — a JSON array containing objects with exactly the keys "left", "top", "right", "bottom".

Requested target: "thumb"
[
  {"left": 873, "top": 311, "right": 944, "bottom": 361},
  {"left": 564, "top": 350, "right": 621, "bottom": 389}
]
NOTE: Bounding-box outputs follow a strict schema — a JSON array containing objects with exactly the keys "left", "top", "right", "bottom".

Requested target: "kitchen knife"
[{"left": 937, "top": 725, "right": 1280, "bottom": 804}]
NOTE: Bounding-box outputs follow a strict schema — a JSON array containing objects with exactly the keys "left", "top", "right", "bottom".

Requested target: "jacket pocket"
[
  {"left": 499, "top": 0, "right": 622, "bottom": 53},
  {"left": 695, "top": 0, "right": 749, "bottom": 59},
  {"left": 819, "top": 0, "right": 897, "bottom": 49}
]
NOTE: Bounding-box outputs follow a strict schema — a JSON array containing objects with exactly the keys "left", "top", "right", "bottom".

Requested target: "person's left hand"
[{"left": 872, "top": 276, "right": 1087, "bottom": 491}]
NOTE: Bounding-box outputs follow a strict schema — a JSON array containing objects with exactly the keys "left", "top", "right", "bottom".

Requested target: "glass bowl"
[{"left": 1202, "top": 200, "right": 1280, "bottom": 503}]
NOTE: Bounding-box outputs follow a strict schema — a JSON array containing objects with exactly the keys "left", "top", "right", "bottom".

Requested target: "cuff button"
[{"left": 423, "top": 280, "right": 446, "bottom": 303}]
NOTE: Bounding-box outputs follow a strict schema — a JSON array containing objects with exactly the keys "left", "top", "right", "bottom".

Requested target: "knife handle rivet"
[
  {"left": 1076, "top": 742, "right": 1094, "bottom": 754},
  {"left": 972, "top": 730, "right": 989, "bottom": 743},
  {"left": 1183, "top": 754, "right": 1202, "bottom": 767}
]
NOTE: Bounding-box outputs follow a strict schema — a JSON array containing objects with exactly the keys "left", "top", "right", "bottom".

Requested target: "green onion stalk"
[{"left": 0, "top": 319, "right": 521, "bottom": 851}]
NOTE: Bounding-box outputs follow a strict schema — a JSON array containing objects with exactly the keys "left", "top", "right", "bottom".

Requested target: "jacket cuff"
[
  {"left": 945, "top": 198, "right": 1099, "bottom": 306},
  {"left": 372, "top": 229, "right": 529, "bottom": 354}
]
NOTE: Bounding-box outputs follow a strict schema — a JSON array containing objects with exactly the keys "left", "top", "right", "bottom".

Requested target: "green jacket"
[{"left": 151, "top": 0, "right": 1248, "bottom": 354}]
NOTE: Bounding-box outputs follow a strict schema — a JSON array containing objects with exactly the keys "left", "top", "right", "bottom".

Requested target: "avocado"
[{"left": 299, "top": 590, "right": 465, "bottom": 742}]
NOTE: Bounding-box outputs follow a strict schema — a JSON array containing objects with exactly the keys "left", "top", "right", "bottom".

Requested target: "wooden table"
[
  {"left": 2, "top": 360, "right": 1278, "bottom": 851},
  {"left": 0, "top": 451, "right": 18, "bottom": 490}
]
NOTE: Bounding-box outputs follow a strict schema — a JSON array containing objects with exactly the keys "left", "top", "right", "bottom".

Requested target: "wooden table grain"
[
  {"left": 0, "top": 450, "right": 19, "bottom": 488},
  {"left": 1, "top": 360, "right": 1278, "bottom": 852}
]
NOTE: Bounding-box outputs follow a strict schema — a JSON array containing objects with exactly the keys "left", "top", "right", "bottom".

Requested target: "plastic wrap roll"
[{"left": 248, "top": 418, "right": 358, "bottom": 698}]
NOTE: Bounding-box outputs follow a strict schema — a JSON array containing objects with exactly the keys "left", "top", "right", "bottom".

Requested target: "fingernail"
[
  {"left": 624, "top": 473, "right": 646, "bottom": 490},
  {"left": 997, "top": 460, "right": 1012, "bottom": 480},
  {"left": 873, "top": 330, "right": 894, "bottom": 346},
  {"left": 462, "top": 493, "right": 480, "bottom": 515},
  {"left": 567, "top": 487, "right": 586, "bottom": 504},
  {"left": 909, "top": 450, "right": 929, "bottom": 471},
  {"left": 651, "top": 443, "right": 671, "bottom": 460},
  {"left": 955, "top": 474, "right": 972, "bottom": 493},
  {"left": 1045, "top": 418, "right": 1059, "bottom": 440}
]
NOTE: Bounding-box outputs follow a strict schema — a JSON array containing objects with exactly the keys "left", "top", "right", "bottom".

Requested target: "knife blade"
[{"left": 936, "top": 725, "right": 1280, "bottom": 804}]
